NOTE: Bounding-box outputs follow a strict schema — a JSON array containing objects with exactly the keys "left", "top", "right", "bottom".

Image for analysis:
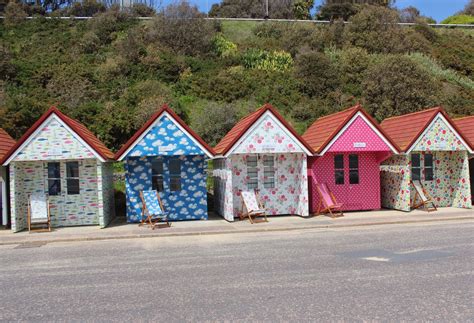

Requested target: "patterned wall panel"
[
  {"left": 412, "top": 116, "right": 467, "bottom": 152},
  {"left": 12, "top": 117, "right": 95, "bottom": 162},
  {"left": 125, "top": 155, "right": 208, "bottom": 222},
  {"left": 232, "top": 114, "right": 306, "bottom": 154},
  {"left": 380, "top": 155, "right": 412, "bottom": 211}
]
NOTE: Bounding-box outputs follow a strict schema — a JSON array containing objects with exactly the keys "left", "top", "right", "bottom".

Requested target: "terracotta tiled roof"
[
  {"left": 214, "top": 103, "right": 314, "bottom": 156},
  {"left": 380, "top": 107, "right": 469, "bottom": 152},
  {"left": 2, "top": 106, "right": 114, "bottom": 164},
  {"left": 454, "top": 116, "right": 474, "bottom": 150},
  {"left": 0, "top": 128, "right": 15, "bottom": 161},
  {"left": 115, "top": 104, "right": 215, "bottom": 160}
]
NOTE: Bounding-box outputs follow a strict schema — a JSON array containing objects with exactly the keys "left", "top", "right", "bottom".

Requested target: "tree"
[
  {"left": 362, "top": 55, "right": 438, "bottom": 121},
  {"left": 461, "top": 0, "right": 474, "bottom": 15},
  {"left": 192, "top": 102, "right": 238, "bottom": 146},
  {"left": 147, "top": 1, "right": 216, "bottom": 56},
  {"left": 66, "top": 0, "right": 106, "bottom": 17},
  {"left": 344, "top": 5, "right": 403, "bottom": 53},
  {"left": 293, "top": 0, "right": 314, "bottom": 20},
  {"left": 4, "top": 1, "right": 27, "bottom": 26},
  {"left": 317, "top": 2, "right": 358, "bottom": 21}
]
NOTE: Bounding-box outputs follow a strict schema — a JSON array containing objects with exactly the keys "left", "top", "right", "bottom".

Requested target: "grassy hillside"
[{"left": 0, "top": 12, "right": 473, "bottom": 150}]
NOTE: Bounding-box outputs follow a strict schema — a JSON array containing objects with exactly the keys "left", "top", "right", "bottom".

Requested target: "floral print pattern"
[{"left": 412, "top": 115, "right": 467, "bottom": 152}]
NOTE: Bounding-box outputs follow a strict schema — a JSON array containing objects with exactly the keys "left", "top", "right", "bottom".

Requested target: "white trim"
[
  {"left": 0, "top": 177, "right": 6, "bottom": 226},
  {"left": 3, "top": 114, "right": 105, "bottom": 165},
  {"left": 320, "top": 111, "right": 399, "bottom": 155},
  {"left": 407, "top": 113, "right": 473, "bottom": 154},
  {"left": 224, "top": 110, "right": 312, "bottom": 157},
  {"left": 116, "top": 111, "right": 213, "bottom": 161}
]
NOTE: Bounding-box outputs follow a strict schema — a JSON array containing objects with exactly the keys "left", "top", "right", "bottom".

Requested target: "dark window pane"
[
  {"left": 411, "top": 154, "right": 420, "bottom": 167},
  {"left": 424, "top": 168, "right": 434, "bottom": 181},
  {"left": 424, "top": 154, "right": 433, "bottom": 167},
  {"left": 349, "top": 154, "right": 359, "bottom": 169},
  {"left": 170, "top": 177, "right": 181, "bottom": 191},
  {"left": 66, "top": 162, "right": 79, "bottom": 178},
  {"left": 169, "top": 159, "right": 181, "bottom": 176},
  {"left": 349, "top": 170, "right": 359, "bottom": 184},
  {"left": 335, "top": 170, "right": 344, "bottom": 185},
  {"left": 48, "top": 179, "right": 61, "bottom": 196},
  {"left": 412, "top": 168, "right": 421, "bottom": 181},
  {"left": 48, "top": 162, "right": 60, "bottom": 178},
  {"left": 67, "top": 179, "right": 80, "bottom": 195},
  {"left": 334, "top": 154, "right": 344, "bottom": 169},
  {"left": 152, "top": 176, "right": 164, "bottom": 192},
  {"left": 151, "top": 160, "right": 163, "bottom": 175}
]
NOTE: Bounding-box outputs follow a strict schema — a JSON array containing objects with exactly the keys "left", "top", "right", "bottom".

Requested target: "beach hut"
[
  {"left": 1, "top": 107, "right": 115, "bottom": 232},
  {"left": 213, "top": 103, "right": 313, "bottom": 221},
  {"left": 115, "top": 105, "right": 214, "bottom": 222},
  {"left": 380, "top": 107, "right": 473, "bottom": 211},
  {"left": 0, "top": 129, "right": 16, "bottom": 227},
  {"left": 454, "top": 116, "right": 474, "bottom": 204},
  {"left": 302, "top": 105, "right": 399, "bottom": 213}
]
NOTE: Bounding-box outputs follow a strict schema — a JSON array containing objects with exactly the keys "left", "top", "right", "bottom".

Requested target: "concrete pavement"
[
  {"left": 0, "top": 207, "right": 472, "bottom": 246},
  {"left": 0, "top": 221, "right": 472, "bottom": 321}
]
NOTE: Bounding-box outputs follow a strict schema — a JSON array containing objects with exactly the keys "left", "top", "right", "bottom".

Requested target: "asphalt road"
[{"left": 0, "top": 221, "right": 473, "bottom": 321}]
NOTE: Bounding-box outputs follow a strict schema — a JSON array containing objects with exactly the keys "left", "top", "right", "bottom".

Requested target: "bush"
[
  {"left": 293, "top": 50, "right": 340, "bottom": 97},
  {"left": 147, "top": 2, "right": 215, "bottom": 56},
  {"left": 242, "top": 49, "right": 293, "bottom": 71},
  {"left": 213, "top": 34, "right": 237, "bottom": 58},
  {"left": 130, "top": 3, "right": 156, "bottom": 17},
  {"left": 362, "top": 55, "right": 439, "bottom": 120},
  {"left": 4, "top": 1, "right": 28, "bottom": 27},
  {"left": 192, "top": 102, "right": 238, "bottom": 146},
  {"left": 0, "top": 45, "right": 16, "bottom": 81},
  {"left": 66, "top": 0, "right": 106, "bottom": 17},
  {"left": 441, "top": 15, "right": 474, "bottom": 25}
]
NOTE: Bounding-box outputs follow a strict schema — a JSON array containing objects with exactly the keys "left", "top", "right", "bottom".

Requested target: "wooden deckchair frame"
[
  {"left": 139, "top": 190, "right": 171, "bottom": 229},
  {"left": 411, "top": 180, "right": 438, "bottom": 212},
  {"left": 240, "top": 189, "right": 269, "bottom": 224},
  {"left": 27, "top": 194, "right": 51, "bottom": 233},
  {"left": 315, "top": 183, "right": 344, "bottom": 218}
]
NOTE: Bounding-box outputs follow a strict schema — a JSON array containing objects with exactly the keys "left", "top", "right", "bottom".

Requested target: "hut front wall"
[
  {"left": 213, "top": 158, "right": 234, "bottom": 221},
  {"left": 99, "top": 162, "right": 115, "bottom": 228},
  {"left": 380, "top": 155, "right": 411, "bottom": 211},
  {"left": 410, "top": 151, "right": 471, "bottom": 208},
  {"left": 309, "top": 152, "right": 383, "bottom": 212},
  {"left": 10, "top": 159, "right": 101, "bottom": 232},
  {"left": 125, "top": 155, "right": 208, "bottom": 222},
  {"left": 230, "top": 153, "right": 309, "bottom": 217}
]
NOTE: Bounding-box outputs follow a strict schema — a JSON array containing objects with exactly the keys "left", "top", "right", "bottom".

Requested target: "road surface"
[{"left": 0, "top": 221, "right": 473, "bottom": 321}]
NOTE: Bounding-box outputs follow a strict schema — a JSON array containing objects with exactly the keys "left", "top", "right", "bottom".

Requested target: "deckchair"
[
  {"left": 315, "top": 183, "right": 344, "bottom": 218},
  {"left": 139, "top": 190, "right": 170, "bottom": 229},
  {"left": 28, "top": 193, "right": 51, "bottom": 233},
  {"left": 411, "top": 180, "right": 437, "bottom": 212},
  {"left": 240, "top": 189, "right": 268, "bottom": 224}
]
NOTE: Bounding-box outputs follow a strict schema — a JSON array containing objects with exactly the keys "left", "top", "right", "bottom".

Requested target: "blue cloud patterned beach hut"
[
  {"left": 2, "top": 107, "right": 116, "bottom": 232},
  {"left": 115, "top": 105, "right": 214, "bottom": 222}
]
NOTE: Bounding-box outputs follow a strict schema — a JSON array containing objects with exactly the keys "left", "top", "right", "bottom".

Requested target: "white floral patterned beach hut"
[
  {"left": 2, "top": 107, "right": 115, "bottom": 232},
  {"left": 380, "top": 107, "right": 473, "bottom": 211},
  {"left": 213, "top": 103, "right": 314, "bottom": 221}
]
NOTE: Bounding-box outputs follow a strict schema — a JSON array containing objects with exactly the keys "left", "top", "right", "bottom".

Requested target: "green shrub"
[
  {"left": 441, "top": 15, "right": 474, "bottom": 25},
  {"left": 213, "top": 34, "right": 237, "bottom": 57},
  {"left": 242, "top": 49, "right": 293, "bottom": 71}
]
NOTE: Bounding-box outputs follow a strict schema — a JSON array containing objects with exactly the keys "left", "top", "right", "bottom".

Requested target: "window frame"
[
  {"left": 423, "top": 153, "right": 434, "bottom": 181},
  {"left": 169, "top": 158, "right": 182, "bottom": 192},
  {"left": 65, "top": 161, "right": 80, "bottom": 195},
  {"left": 47, "top": 162, "right": 61, "bottom": 196},
  {"left": 411, "top": 153, "right": 421, "bottom": 181},
  {"left": 262, "top": 155, "right": 275, "bottom": 189},
  {"left": 151, "top": 159, "right": 164, "bottom": 192},
  {"left": 334, "top": 154, "right": 345, "bottom": 185},
  {"left": 246, "top": 155, "right": 258, "bottom": 190},
  {"left": 349, "top": 154, "right": 359, "bottom": 185}
]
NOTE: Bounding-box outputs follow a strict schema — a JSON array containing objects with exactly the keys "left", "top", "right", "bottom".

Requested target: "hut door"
[{"left": 46, "top": 162, "right": 63, "bottom": 223}]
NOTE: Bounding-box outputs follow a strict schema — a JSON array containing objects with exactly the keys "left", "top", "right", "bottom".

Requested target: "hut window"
[
  {"left": 349, "top": 154, "right": 359, "bottom": 185},
  {"left": 334, "top": 154, "right": 344, "bottom": 185},
  {"left": 169, "top": 158, "right": 181, "bottom": 191},
  {"left": 246, "top": 156, "right": 258, "bottom": 189},
  {"left": 411, "top": 153, "right": 421, "bottom": 181},
  {"left": 151, "top": 160, "right": 164, "bottom": 192},
  {"left": 47, "top": 162, "right": 61, "bottom": 196},
  {"left": 66, "top": 162, "right": 80, "bottom": 195},
  {"left": 424, "top": 153, "right": 434, "bottom": 181},
  {"left": 263, "top": 155, "right": 275, "bottom": 188}
]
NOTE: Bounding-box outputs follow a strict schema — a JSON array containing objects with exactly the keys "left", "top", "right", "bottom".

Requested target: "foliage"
[
  {"left": 192, "top": 102, "right": 238, "bottom": 146},
  {"left": 213, "top": 34, "right": 237, "bottom": 58},
  {"left": 4, "top": 1, "right": 28, "bottom": 27},
  {"left": 242, "top": 49, "right": 293, "bottom": 72},
  {"left": 146, "top": 2, "right": 216, "bottom": 56},
  {"left": 209, "top": 0, "right": 296, "bottom": 19},
  {"left": 65, "top": 0, "right": 105, "bottom": 17},
  {"left": 362, "top": 55, "right": 439, "bottom": 121},
  {"left": 317, "top": 3, "right": 358, "bottom": 21},
  {"left": 461, "top": 0, "right": 474, "bottom": 16},
  {"left": 441, "top": 15, "right": 474, "bottom": 25},
  {"left": 293, "top": 0, "right": 314, "bottom": 20},
  {"left": 129, "top": 3, "right": 156, "bottom": 17}
]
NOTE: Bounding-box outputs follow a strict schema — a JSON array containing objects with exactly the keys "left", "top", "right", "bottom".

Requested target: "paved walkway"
[{"left": 0, "top": 207, "right": 473, "bottom": 245}]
